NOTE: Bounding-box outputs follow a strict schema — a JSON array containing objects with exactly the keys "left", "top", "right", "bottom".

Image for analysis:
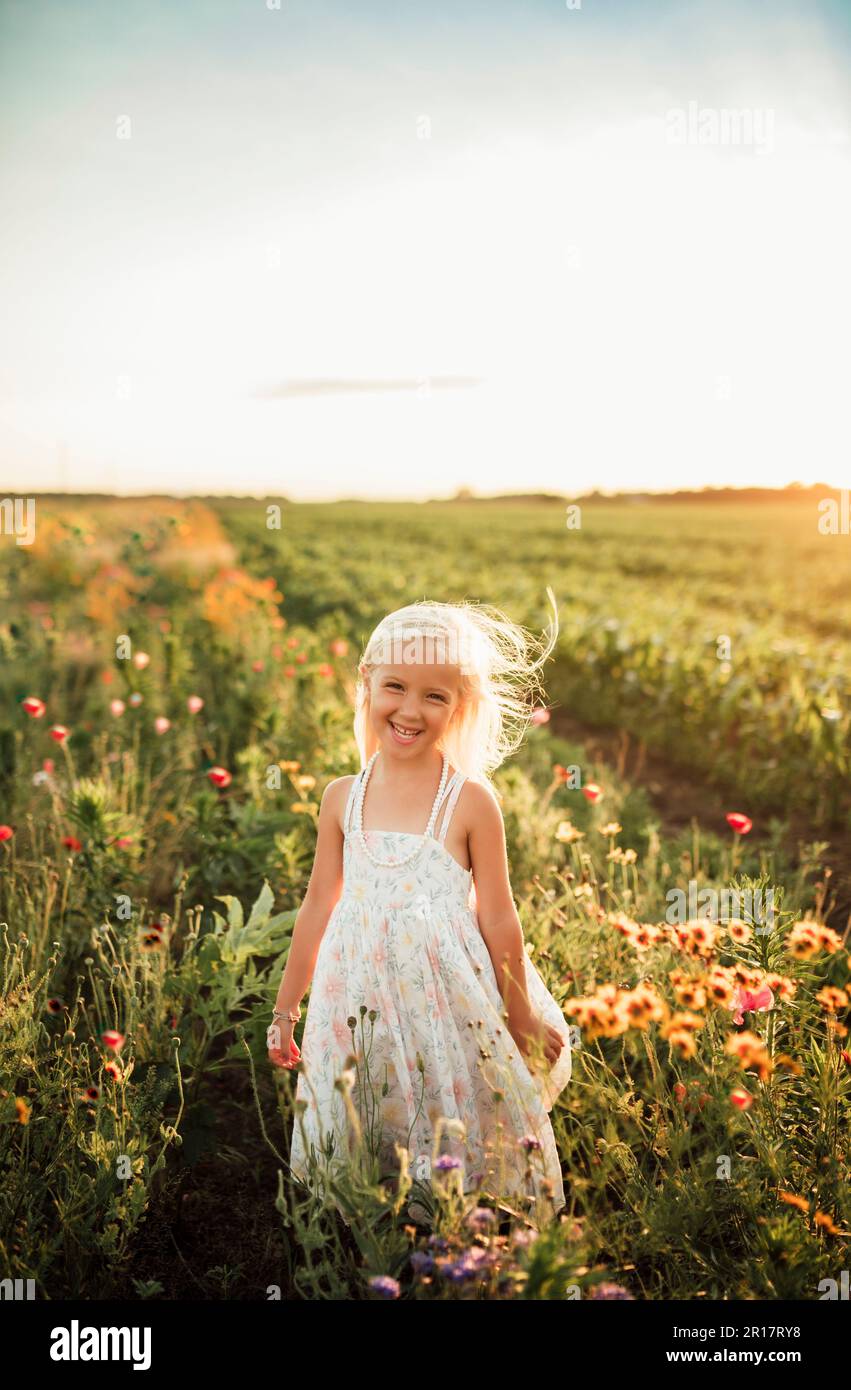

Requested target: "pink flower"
[
  {"left": 21, "top": 696, "right": 46, "bottom": 718},
  {"left": 0, "top": 825, "right": 14, "bottom": 843},
  {"left": 49, "top": 725, "right": 70, "bottom": 743},
  {"left": 129, "top": 692, "right": 143, "bottom": 707},
  {"left": 132, "top": 652, "right": 150, "bottom": 670},
  {"left": 529, "top": 707, "right": 550, "bottom": 726},
  {"left": 317, "top": 663, "right": 334, "bottom": 679},
  {"left": 730, "top": 985, "right": 774, "bottom": 1027},
  {"left": 110, "top": 699, "right": 125, "bottom": 717},
  {"left": 154, "top": 717, "right": 171, "bottom": 735},
  {"left": 187, "top": 695, "right": 204, "bottom": 714},
  {"left": 330, "top": 638, "right": 349, "bottom": 657},
  {"left": 251, "top": 660, "right": 264, "bottom": 673}
]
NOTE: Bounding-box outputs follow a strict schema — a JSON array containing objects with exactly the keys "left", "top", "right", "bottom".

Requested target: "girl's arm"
[
  {"left": 273, "top": 777, "right": 347, "bottom": 1015},
  {"left": 465, "top": 782, "right": 535, "bottom": 1031},
  {"left": 467, "top": 783, "right": 564, "bottom": 1067}
]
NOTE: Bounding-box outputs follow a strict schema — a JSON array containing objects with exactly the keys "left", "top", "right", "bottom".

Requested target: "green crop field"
[{"left": 0, "top": 492, "right": 849, "bottom": 1301}]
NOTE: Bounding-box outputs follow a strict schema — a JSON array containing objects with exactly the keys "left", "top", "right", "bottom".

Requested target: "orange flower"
[{"left": 778, "top": 1191, "right": 808, "bottom": 1213}]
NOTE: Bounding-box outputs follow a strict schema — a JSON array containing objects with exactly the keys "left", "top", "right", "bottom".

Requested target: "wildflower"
[
  {"left": 330, "top": 638, "right": 349, "bottom": 657},
  {"left": 187, "top": 695, "right": 204, "bottom": 714},
  {"left": 132, "top": 651, "right": 150, "bottom": 669},
  {"left": 786, "top": 921, "right": 825, "bottom": 959},
  {"left": 555, "top": 820, "right": 584, "bottom": 843},
  {"left": 589, "top": 1282, "right": 634, "bottom": 1300},
  {"left": 113, "top": 837, "right": 133, "bottom": 850},
  {"left": 773, "top": 1054, "right": 804, "bottom": 1075},
  {"left": 724, "top": 918, "right": 752, "bottom": 944},
  {"left": 553, "top": 763, "right": 571, "bottom": 783},
  {"left": 599, "top": 822, "right": 622, "bottom": 836},
  {"left": 725, "top": 812, "right": 752, "bottom": 834},
  {"left": 730, "top": 1088, "right": 753, "bottom": 1110},
  {"left": 61, "top": 835, "right": 83, "bottom": 853},
  {"left": 410, "top": 1251, "right": 435, "bottom": 1275},
  {"left": 317, "top": 663, "right": 334, "bottom": 679},
  {"left": 519, "top": 1135, "right": 542, "bottom": 1153},
  {"left": 730, "top": 985, "right": 774, "bottom": 1027},
  {"left": 367, "top": 1274, "right": 401, "bottom": 1299},
  {"left": 296, "top": 775, "right": 317, "bottom": 791},
  {"left": 46, "top": 998, "right": 64, "bottom": 1014},
  {"left": 815, "top": 986, "right": 849, "bottom": 1013},
  {"left": 207, "top": 766, "right": 232, "bottom": 788},
  {"left": 725, "top": 1030, "right": 773, "bottom": 1081},
  {"left": 295, "top": 653, "right": 307, "bottom": 664},
  {"left": 110, "top": 699, "right": 125, "bottom": 717},
  {"left": 21, "top": 696, "right": 46, "bottom": 718},
  {"left": 82, "top": 1086, "right": 100, "bottom": 1103},
  {"left": 140, "top": 929, "right": 163, "bottom": 949},
  {"left": 434, "top": 1153, "right": 462, "bottom": 1171},
  {"left": 129, "top": 692, "right": 143, "bottom": 707},
  {"left": 465, "top": 1207, "right": 497, "bottom": 1232},
  {"left": 673, "top": 1082, "right": 687, "bottom": 1102},
  {"left": 49, "top": 725, "right": 70, "bottom": 743},
  {"left": 582, "top": 782, "right": 603, "bottom": 803},
  {"left": 842, "top": 1050, "right": 851, "bottom": 1068},
  {"left": 154, "top": 717, "right": 171, "bottom": 735},
  {"left": 0, "top": 825, "right": 14, "bottom": 842},
  {"left": 16, "top": 1097, "right": 31, "bottom": 1125},
  {"left": 103, "top": 1061, "right": 122, "bottom": 1081},
  {"left": 778, "top": 1192, "right": 809, "bottom": 1213},
  {"left": 814, "top": 1211, "right": 841, "bottom": 1236},
  {"left": 101, "top": 1030, "right": 125, "bottom": 1053}
]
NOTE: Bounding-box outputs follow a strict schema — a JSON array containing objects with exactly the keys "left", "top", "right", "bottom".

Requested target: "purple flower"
[
  {"left": 434, "top": 1153, "right": 462, "bottom": 1172},
  {"left": 588, "top": 1281, "right": 634, "bottom": 1300},
  {"left": 427, "top": 1234, "right": 450, "bottom": 1254},
  {"left": 410, "top": 1251, "right": 435, "bottom": 1275},
  {"left": 368, "top": 1275, "right": 401, "bottom": 1299},
  {"left": 465, "top": 1206, "right": 497, "bottom": 1232},
  {"left": 442, "top": 1246, "right": 494, "bottom": 1283},
  {"left": 519, "top": 1134, "right": 542, "bottom": 1152}
]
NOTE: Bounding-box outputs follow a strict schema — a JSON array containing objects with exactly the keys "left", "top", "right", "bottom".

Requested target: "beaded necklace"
[{"left": 354, "top": 748, "right": 449, "bottom": 869}]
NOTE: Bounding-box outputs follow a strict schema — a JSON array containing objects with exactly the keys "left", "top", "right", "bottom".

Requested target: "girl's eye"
[{"left": 386, "top": 683, "right": 446, "bottom": 701}]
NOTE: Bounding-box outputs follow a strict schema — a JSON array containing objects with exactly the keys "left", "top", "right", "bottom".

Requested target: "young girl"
[{"left": 268, "top": 590, "right": 573, "bottom": 1228}]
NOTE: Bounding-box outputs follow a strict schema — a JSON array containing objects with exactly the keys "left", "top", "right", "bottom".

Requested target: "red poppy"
[
  {"left": 22, "top": 696, "right": 46, "bottom": 718},
  {"left": 726, "top": 812, "right": 753, "bottom": 835},
  {"left": 49, "top": 725, "right": 70, "bottom": 743},
  {"left": 61, "top": 835, "right": 83, "bottom": 852},
  {"left": 207, "top": 766, "right": 232, "bottom": 788},
  {"left": 0, "top": 825, "right": 13, "bottom": 842},
  {"left": 583, "top": 782, "right": 604, "bottom": 803},
  {"left": 101, "top": 1030, "right": 126, "bottom": 1053}
]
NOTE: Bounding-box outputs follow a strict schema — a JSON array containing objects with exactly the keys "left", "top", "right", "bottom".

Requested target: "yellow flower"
[
  {"left": 599, "top": 822, "right": 623, "bottom": 836},
  {"left": 296, "top": 774, "right": 316, "bottom": 791},
  {"left": 555, "top": 820, "right": 584, "bottom": 843}
]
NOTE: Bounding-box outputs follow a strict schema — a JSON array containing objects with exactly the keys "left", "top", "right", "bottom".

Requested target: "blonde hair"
[{"left": 352, "top": 587, "right": 559, "bottom": 792}]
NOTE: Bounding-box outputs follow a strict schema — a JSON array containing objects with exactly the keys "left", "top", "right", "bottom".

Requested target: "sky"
[{"left": 1, "top": 0, "right": 849, "bottom": 501}]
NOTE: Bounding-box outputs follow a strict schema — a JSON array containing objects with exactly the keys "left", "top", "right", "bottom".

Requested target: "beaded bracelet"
[{"left": 271, "top": 1008, "right": 301, "bottom": 1024}]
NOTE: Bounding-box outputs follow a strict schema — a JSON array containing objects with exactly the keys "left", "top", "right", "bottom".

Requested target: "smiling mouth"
[{"left": 389, "top": 721, "right": 423, "bottom": 741}]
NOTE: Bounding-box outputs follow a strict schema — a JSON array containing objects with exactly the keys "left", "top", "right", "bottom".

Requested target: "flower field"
[{"left": 0, "top": 493, "right": 849, "bottom": 1301}]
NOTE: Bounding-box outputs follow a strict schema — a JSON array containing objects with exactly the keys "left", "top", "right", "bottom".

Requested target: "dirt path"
[{"left": 549, "top": 711, "right": 851, "bottom": 932}]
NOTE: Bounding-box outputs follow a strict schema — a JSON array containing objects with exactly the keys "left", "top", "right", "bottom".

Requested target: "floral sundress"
[{"left": 288, "top": 764, "right": 572, "bottom": 1226}]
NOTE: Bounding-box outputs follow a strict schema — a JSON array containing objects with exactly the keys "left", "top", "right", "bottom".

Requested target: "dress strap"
[
  {"left": 434, "top": 771, "right": 466, "bottom": 844},
  {"left": 343, "top": 769, "right": 365, "bottom": 835}
]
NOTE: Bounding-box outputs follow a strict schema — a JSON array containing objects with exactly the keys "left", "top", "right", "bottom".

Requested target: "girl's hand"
[
  {"left": 267, "top": 1018, "right": 301, "bottom": 1071},
  {"left": 509, "top": 1011, "right": 564, "bottom": 1068}
]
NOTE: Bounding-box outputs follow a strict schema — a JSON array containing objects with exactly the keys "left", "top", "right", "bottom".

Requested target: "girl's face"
[{"left": 361, "top": 662, "right": 462, "bottom": 758}]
